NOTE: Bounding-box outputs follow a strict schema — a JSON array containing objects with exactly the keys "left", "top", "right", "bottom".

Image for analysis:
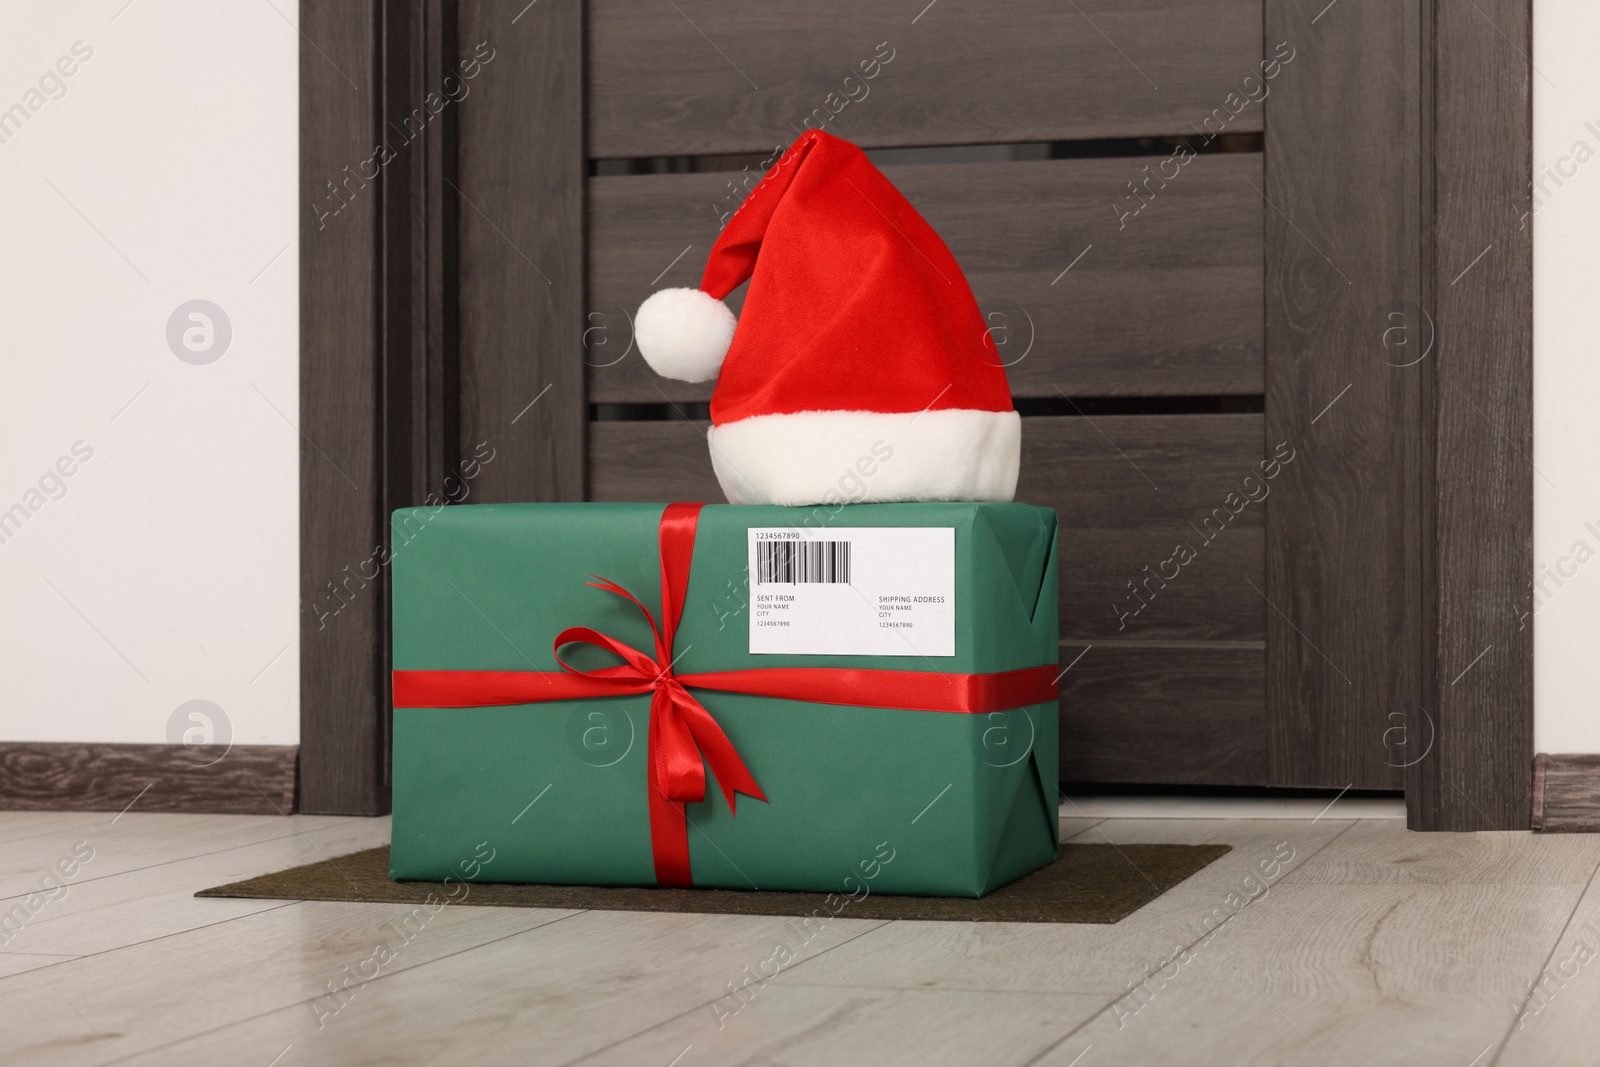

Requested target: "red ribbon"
[{"left": 393, "top": 502, "right": 1058, "bottom": 887}]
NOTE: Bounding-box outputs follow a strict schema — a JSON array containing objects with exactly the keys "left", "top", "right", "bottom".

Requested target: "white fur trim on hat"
[
  {"left": 706, "top": 409, "right": 1021, "bottom": 506},
  {"left": 635, "top": 287, "right": 737, "bottom": 383}
]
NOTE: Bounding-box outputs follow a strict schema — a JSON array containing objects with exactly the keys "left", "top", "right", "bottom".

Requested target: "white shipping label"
[{"left": 746, "top": 527, "right": 955, "bottom": 656}]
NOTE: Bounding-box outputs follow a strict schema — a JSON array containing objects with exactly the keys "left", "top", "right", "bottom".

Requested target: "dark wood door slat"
[
  {"left": 1061, "top": 529, "right": 1263, "bottom": 643},
  {"left": 1059, "top": 643, "right": 1268, "bottom": 786},
  {"left": 1018, "top": 413, "right": 1268, "bottom": 643},
  {"left": 1016, "top": 414, "right": 1267, "bottom": 527},
  {"left": 590, "top": 155, "right": 1264, "bottom": 403},
  {"left": 1262, "top": 0, "right": 1415, "bottom": 794},
  {"left": 591, "top": 414, "right": 1267, "bottom": 644},
  {"left": 456, "top": 1, "right": 586, "bottom": 502},
  {"left": 587, "top": 0, "right": 1262, "bottom": 156}
]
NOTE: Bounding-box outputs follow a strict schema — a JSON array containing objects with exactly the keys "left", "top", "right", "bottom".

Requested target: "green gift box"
[{"left": 389, "top": 501, "right": 1059, "bottom": 898}]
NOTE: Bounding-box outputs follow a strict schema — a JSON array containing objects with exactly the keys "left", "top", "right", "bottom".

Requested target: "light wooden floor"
[{"left": 1, "top": 808, "right": 1597, "bottom": 1066}]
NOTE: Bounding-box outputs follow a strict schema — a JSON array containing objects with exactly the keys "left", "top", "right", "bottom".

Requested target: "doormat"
[{"left": 198, "top": 843, "right": 1229, "bottom": 924}]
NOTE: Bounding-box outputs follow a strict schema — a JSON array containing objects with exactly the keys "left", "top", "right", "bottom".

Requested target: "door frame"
[
  {"left": 298, "top": 0, "right": 461, "bottom": 815},
  {"left": 1406, "top": 0, "right": 1534, "bottom": 830},
  {"left": 296, "top": 0, "right": 1533, "bottom": 827}
]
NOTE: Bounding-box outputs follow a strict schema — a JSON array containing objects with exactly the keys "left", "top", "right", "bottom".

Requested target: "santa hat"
[{"left": 635, "top": 129, "right": 1019, "bottom": 507}]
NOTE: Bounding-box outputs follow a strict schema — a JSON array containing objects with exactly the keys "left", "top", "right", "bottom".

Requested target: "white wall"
[
  {"left": 0, "top": 3, "right": 298, "bottom": 746},
  {"left": 0, "top": 3, "right": 1584, "bottom": 758},
  {"left": 1533, "top": 0, "right": 1600, "bottom": 754}
]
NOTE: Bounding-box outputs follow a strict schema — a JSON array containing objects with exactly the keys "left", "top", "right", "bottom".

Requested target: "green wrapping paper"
[{"left": 389, "top": 502, "right": 1059, "bottom": 898}]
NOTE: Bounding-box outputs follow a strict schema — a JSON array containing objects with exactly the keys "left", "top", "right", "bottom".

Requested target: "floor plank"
[
  {"left": 577, "top": 985, "right": 1108, "bottom": 1067},
  {"left": 0, "top": 812, "right": 374, "bottom": 899},
  {"left": 1494, "top": 863, "right": 1600, "bottom": 1065},
  {"left": 1287, "top": 819, "right": 1600, "bottom": 885},
  {"left": 96, "top": 910, "right": 891, "bottom": 1066},
  {"left": 0, "top": 811, "right": 1584, "bottom": 1067},
  {"left": 0, "top": 899, "right": 575, "bottom": 1064},
  {"left": 1064, "top": 815, "right": 1254, "bottom": 845},
  {"left": 780, "top": 821, "right": 1353, "bottom": 995},
  {"left": 0, "top": 812, "right": 112, "bottom": 846},
  {"left": 1061, "top": 796, "right": 1406, "bottom": 821},
  {"left": 0, "top": 953, "right": 77, "bottom": 979},
  {"left": 1030, "top": 882, "right": 1580, "bottom": 1066},
  {"left": 0, "top": 817, "right": 391, "bottom": 957},
  {"left": 1057, "top": 816, "right": 1100, "bottom": 842}
]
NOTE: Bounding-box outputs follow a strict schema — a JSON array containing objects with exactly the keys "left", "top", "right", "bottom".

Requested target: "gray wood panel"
[
  {"left": 1417, "top": 0, "right": 1534, "bottom": 830},
  {"left": 590, "top": 155, "right": 1264, "bottom": 402},
  {"left": 1059, "top": 643, "right": 1267, "bottom": 786},
  {"left": 456, "top": 0, "right": 586, "bottom": 502},
  {"left": 1262, "top": 3, "right": 1417, "bottom": 793},
  {"left": 592, "top": 414, "right": 1267, "bottom": 646},
  {"left": 587, "top": 0, "right": 1262, "bottom": 156}
]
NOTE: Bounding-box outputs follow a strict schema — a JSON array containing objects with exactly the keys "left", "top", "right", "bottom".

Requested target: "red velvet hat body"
[
  {"left": 700, "top": 130, "right": 1014, "bottom": 426},
  {"left": 633, "top": 129, "right": 1022, "bottom": 506}
]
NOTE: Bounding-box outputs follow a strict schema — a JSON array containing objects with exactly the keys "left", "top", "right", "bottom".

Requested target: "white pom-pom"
[{"left": 635, "top": 287, "right": 736, "bottom": 383}]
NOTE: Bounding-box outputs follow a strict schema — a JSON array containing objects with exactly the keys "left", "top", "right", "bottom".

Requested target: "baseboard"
[
  {"left": 1532, "top": 753, "right": 1600, "bottom": 832},
  {"left": 0, "top": 743, "right": 297, "bottom": 815}
]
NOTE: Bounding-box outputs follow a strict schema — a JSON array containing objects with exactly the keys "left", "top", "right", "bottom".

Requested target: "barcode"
[{"left": 756, "top": 540, "right": 852, "bottom": 584}]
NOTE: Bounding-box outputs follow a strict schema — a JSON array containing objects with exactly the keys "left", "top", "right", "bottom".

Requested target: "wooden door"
[
  {"left": 297, "top": 0, "right": 1533, "bottom": 820},
  {"left": 452, "top": 0, "right": 1396, "bottom": 792}
]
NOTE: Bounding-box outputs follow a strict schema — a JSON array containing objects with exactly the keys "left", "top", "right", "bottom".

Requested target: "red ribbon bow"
[
  {"left": 549, "top": 504, "right": 765, "bottom": 886},
  {"left": 393, "top": 502, "right": 1059, "bottom": 888},
  {"left": 554, "top": 574, "right": 766, "bottom": 816}
]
